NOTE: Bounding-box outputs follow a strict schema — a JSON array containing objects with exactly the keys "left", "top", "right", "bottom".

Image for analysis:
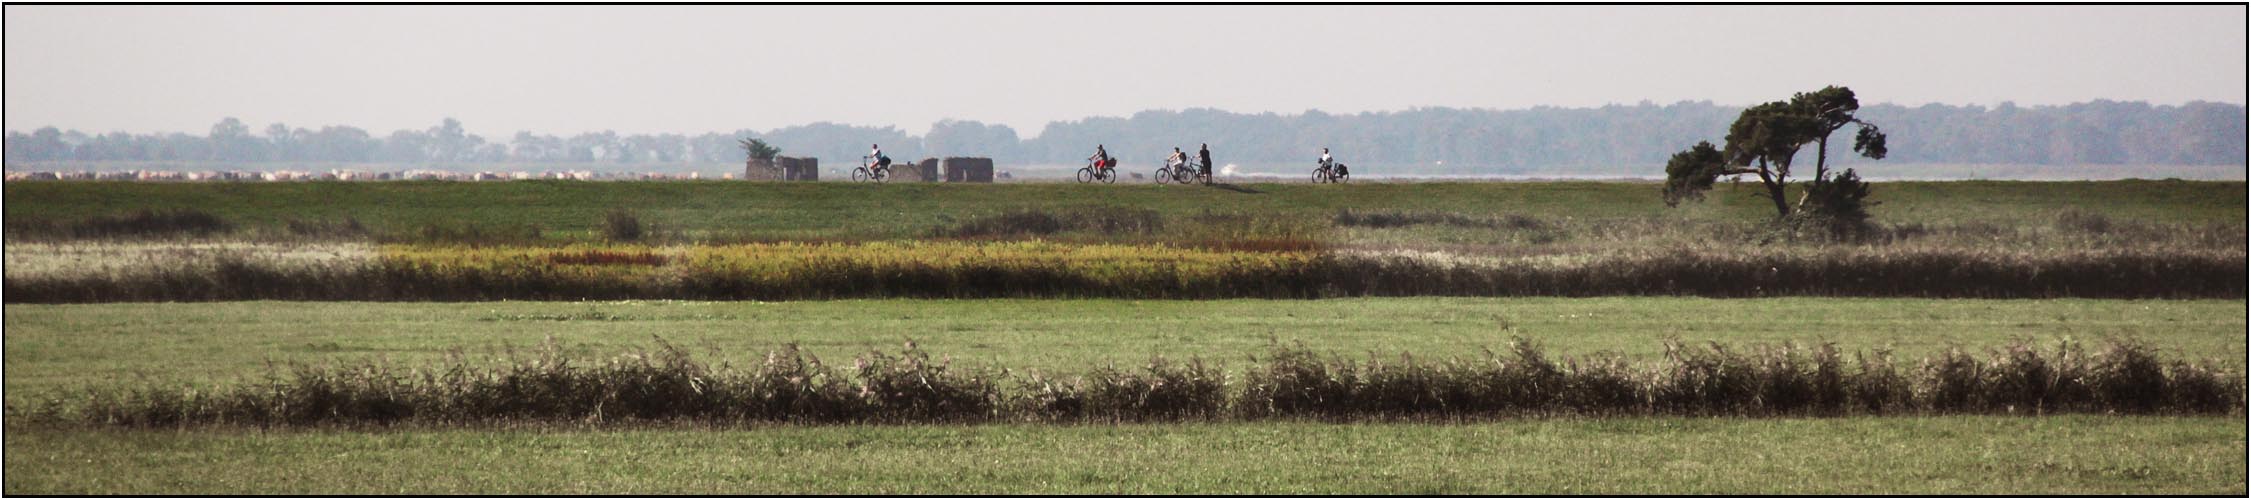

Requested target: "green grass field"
[
  {"left": 4, "top": 180, "right": 2244, "bottom": 494},
  {"left": 5, "top": 416, "right": 2241, "bottom": 494},
  {"left": 7, "top": 180, "right": 2242, "bottom": 239},
  {"left": 6, "top": 298, "right": 2242, "bottom": 399}
]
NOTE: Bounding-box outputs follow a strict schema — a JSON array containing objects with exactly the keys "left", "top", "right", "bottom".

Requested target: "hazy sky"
[{"left": 6, "top": 5, "right": 2245, "bottom": 138}]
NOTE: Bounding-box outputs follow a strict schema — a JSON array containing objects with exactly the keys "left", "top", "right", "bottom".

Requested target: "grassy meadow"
[
  {"left": 3, "top": 180, "right": 2244, "bottom": 493},
  {"left": 5, "top": 180, "right": 2243, "bottom": 240},
  {"left": 5, "top": 181, "right": 2244, "bottom": 301}
]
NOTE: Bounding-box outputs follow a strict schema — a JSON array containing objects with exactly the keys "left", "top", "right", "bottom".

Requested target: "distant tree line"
[{"left": 6, "top": 100, "right": 2242, "bottom": 169}]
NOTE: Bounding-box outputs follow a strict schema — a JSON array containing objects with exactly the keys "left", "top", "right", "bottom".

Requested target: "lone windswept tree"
[
  {"left": 1663, "top": 86, "right": 1888, "bottom": 220},
  {"left": 738, "top": 137, "right": 780, "bottom": 161}
]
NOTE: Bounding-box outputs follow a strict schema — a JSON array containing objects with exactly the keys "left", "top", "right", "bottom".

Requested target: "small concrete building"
[
  {"left": 777, "top": 157, "right": 819, "bottom": 181},
  {"left": 744, "top": 158, "right": 778, "bottom": 181},
  {"left": 942, "top": 157, "right": 995, "bottom": 183},
  {"left": 898, "top": 158, "right": 941, "bottom": 182},
  {"left": 748, "top": 157, "right": 820, "bottom": 181}
]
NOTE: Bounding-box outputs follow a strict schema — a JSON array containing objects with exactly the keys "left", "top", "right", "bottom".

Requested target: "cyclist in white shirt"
[{"left": 867, "top": 144, "right": 890, "bottom": 171}]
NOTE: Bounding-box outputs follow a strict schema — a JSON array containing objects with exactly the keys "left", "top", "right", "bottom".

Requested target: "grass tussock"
[
  {"left": 24, "top": 337, "right": 2238, "bottom": 429},
  {"left": 1016, "top": 356, "right": 1229, "bottom": 422},
  {"left": 604, "top": 210, "right": 644, "bottom": 242}
]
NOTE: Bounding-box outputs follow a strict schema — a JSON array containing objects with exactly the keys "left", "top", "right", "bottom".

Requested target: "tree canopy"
[
  {"left": 737, "top": 137, "right": 780, "bottom": 161},
  {"left": 1668, "top": 86, "right": 1889, "bottom": 219}
]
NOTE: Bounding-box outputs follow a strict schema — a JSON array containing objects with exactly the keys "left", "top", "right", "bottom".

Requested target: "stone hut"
[
  {"left": 902, "top": 158, "right": 941, "bottom": 182},
  {"left": 941, "top": 157, "right": 995, "bottom": 183},
  {"left": 744, "top": 158, "right": 781, "bottom": 181},
  {"left": 773, "top": 156, "right": 819, "bottom": 181}
]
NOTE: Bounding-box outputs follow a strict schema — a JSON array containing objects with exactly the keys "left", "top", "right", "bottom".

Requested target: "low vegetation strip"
[
  {"left": 23, "top": 337, "right": 2240, "bottom": 428},
  {"left": 4, "top": 241, "right": 2238, "bottom": 302}
]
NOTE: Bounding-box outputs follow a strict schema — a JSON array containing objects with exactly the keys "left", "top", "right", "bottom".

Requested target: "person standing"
[{"left": 1197, "top": 143, "right": 1213, "bottom": 182}]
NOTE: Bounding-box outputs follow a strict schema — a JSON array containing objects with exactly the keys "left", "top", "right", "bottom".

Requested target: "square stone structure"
[
  {"left": 895, "top": 158, "right": 940, "bottom": 182},
  {"left": 775, "top": 156, "right": 819, "bottom": 181},
  {"left": 744, "top": 158, "right": 780, "bottom": 181},
  {"left": 942, "top": 157, "right": 995, "bottom": 183}
]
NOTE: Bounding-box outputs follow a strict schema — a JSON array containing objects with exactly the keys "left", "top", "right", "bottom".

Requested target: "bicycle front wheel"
[
  {"left": 853, "top": 167, "right": 871, "bottom": 182},
  {"left": 1155, "top": 168, "right": 1172, "bottom": 184},
  {"left": 1076, "top": 167, "right": 1094, "bottom": 183}
]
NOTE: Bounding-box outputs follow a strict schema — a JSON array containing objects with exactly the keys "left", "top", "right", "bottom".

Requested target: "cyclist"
[
  {"left": 866, "top": 144, "right": 891, "bottom": 174},
  {"left": 1089, "top": 144, "right": 1112, "bottom": 172},
  {"left": 1319, "top": 148, "right": 1334, "bottom": 170},
  {"left": 1165, "top": 147, "right": 1187, "bottom": 171}
]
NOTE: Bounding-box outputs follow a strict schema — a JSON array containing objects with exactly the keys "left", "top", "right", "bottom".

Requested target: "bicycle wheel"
[
  {"left": 1311, "top": 167, "right": 1326, "bottom": 184},
  {"left": 1076, "top": 167, "right": 1094, "bottom": 183},
  {"left": 1335, "top": 170, "right": 1348, "bottom": 184},
  {"left": 1155, "top": 167, "right": 1172, "bottom": 184},
  {"left": 852, "top": 167, "right": 871, "bottom": 182},
  {"left": 874, "top": 166, "right": 889, "bottom": 183},
  {"left": 1100, "top": 168, "right": 1116, "bottom": 184}
]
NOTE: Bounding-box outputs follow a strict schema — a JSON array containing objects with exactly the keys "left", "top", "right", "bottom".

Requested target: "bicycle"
[
  {"left": 1076, "top": 158, "right": 1118, "bottom": 184},
  {"left": 1311, "top": 161, "right": 1349, "bottom": 184},
  {"left": 854, "top": 156, "right": 893, "bottom": 183},
  {"left": 1155, "top": 159, "right": 1197, "bottom": 185}
]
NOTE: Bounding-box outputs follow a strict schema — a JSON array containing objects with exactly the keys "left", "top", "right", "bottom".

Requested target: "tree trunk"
[
  {"left": 1754, "top": 159, "right": 1791, "bottom": 218},
  {"left": 1796, "top": 136, "right": 1830, "bottom": 211}
]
